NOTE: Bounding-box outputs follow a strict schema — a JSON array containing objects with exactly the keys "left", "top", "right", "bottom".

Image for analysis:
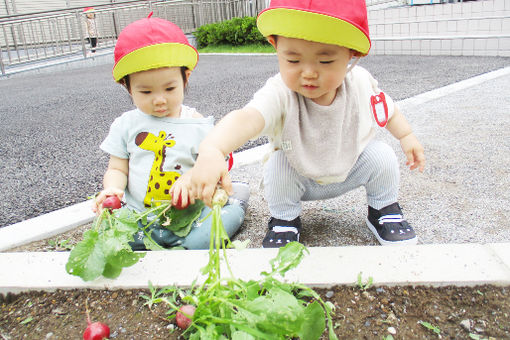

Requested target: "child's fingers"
[
  {"left": 201, "top": 184, "right": 216, "bottom": 208},
  {"left": 92, "top": 192, "right": 106, "bottom": 213},
  {"left": 406, "top": 150, "right": 426, "bottom": 172},
  {"left": 220, "top": 172, "right": 233, "bottom": 196},
  {"left": 415, "top": 151, "right": 426, "bottom": 172}
]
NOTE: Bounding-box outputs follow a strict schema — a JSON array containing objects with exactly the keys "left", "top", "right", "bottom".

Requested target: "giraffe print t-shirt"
[{"left": 100, "top": 105, "right": 214, "bottom": 212}]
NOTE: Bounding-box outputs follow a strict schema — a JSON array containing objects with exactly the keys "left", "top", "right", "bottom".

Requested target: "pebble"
[
  {"left": 325, "top": 290, "right": 334, "bottom": 298},
  {"left": 460, "top": 319, "right": 473, "bottom": 331},
  {"left": 45, "top": 332, "right": 54, "bottom": 339},
  {"left": 388, "top": 326, "right": 397, "bottom": 335}
]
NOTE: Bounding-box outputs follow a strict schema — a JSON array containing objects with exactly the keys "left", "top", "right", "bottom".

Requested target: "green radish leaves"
[
  {"left": 66, "top": 200, "right": 205, "bottom": 281},
  {"left": 141, "top": 190, "right": 338, "bottom": 340}
]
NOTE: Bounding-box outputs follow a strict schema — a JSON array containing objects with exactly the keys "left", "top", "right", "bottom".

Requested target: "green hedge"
[{"left": 193, "top": 16, "right": 268, "bottom": 48}]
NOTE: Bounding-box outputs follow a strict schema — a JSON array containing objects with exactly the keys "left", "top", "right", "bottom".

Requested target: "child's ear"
[
  {"left": 266, "top": 35, "right": 277, "bottom": 49},
  {"left": 184, "top": 69, "right": 192, "bottom": 83},
  {"left": 351, "top": 49, "right": 364, "bottom": 58}
]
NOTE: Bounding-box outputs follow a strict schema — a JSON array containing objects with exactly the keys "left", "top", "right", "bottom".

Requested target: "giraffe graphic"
[{"left": 135, "top": 130, "right": 181, "bottom": 207}]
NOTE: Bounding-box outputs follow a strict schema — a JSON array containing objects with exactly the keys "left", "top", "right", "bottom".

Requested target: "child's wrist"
[{"left": 398, "top": 131, "right": 414, "bottom": 141}]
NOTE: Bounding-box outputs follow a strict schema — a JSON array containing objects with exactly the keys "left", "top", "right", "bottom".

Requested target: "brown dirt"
[
  {"left": 1, "top": 285, "right": 509, "bottom": 339},
  {"left": 2, "top": 227, "right": 510, "bottom": 339}
]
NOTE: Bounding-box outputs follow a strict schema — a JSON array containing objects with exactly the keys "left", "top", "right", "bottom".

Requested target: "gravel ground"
[{"left": 1, "top": 54, "right": 509, "bottom": 237}]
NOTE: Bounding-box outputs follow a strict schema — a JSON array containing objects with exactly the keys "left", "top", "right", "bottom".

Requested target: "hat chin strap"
[{"left": 347, "top": 57, "right": 360, "bottom": 73}]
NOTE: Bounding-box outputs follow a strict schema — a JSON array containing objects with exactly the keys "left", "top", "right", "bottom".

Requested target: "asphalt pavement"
[{"left": 1, "top": 53, "right": 509, "bottom": 232}]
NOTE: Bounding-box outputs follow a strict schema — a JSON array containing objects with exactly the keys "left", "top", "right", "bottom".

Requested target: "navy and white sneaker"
[
  {"left": 262, "top": 217, "right": 301, "bottom": 248},
  {"left": 366, "top": 203, "right": 418, "bottom": 245}
]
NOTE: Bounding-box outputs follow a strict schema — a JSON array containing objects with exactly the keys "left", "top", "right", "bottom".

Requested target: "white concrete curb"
[
  {"left": 0, "top": 201, "right": 95, "bottom": 252},
  {"left": 1, "top": 243, "right": 509, "bottom": 295}
]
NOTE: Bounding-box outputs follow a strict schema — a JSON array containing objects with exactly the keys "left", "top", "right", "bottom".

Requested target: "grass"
[{"left": 197, "top": 43, "right": 275, "bottom": 54}]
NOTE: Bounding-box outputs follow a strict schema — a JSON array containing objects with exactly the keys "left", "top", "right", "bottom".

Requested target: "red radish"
[
  {"left": 83, "top": 321, "right": 110, "bottom": 340},
  {"left": 83, "top": 300, "right": 110, "bottom": 340},
  {"left": 102, "top": 195, "right": 122, "bottom": 210},
  {"left": 176, "top": 304, "right": 196, "bottom": 329},
  {"left": 174, "top": 193, "right": 189, "bottom": 210}
]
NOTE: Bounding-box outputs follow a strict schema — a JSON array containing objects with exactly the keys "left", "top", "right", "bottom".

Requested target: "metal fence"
[{"left": 0, "top": 0, "right": 268, "bottom": 75}]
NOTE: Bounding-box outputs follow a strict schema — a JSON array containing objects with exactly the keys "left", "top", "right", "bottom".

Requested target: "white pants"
[{"left": 263, "top": 140, "right": 400, "bottom": 221}]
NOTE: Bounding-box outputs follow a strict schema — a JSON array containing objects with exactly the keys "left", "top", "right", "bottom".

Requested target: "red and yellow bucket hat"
[
  {"left": 83, "top": 7, "right": 95, "bottom": 13},
  {"left": 113, "top": 13, "right": 198, "bottom": 82},
  {"left": 257, "top": 0, "right": 371, "bottom": 55}
]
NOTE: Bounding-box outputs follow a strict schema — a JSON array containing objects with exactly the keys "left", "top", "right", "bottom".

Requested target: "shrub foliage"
[{"left": 194, "top": 16, "right": 267, "bottom": 48}]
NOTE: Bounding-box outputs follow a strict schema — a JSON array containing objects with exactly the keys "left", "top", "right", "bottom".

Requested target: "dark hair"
[{"left": 120, "top": 66, "right": 189, "bottom": 92}]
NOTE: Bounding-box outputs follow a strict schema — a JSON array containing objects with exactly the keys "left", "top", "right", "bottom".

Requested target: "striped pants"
[{"left": 263, "top": 140, "right": 400, "bottom": 221}]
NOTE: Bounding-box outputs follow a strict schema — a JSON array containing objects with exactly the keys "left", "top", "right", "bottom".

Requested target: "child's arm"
[
  {"left": 191, "top": 107, "right": 265, "bottom": 207},
  {"left": 93, "top": 155, "right": 129, "bottom": 212},
  {"left": 385, "top": 106, "right": 426, "bottom": 172}
]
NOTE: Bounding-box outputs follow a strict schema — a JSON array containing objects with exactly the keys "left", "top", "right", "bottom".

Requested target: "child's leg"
[
  {"left": 263, "top": 144, "right": 397, "bottom": 218},
  {"left": 263, "top": 150, "right": 307, "bottom": 247},
  {"left": 326, "top": 140, "right": 416, "bottom": 245},
  {"left": 181, "top": 182, "right": 249, "bottom": 249},
  {"left": 263, "top": 150, "right": 305, "bottom": 221},
  {"left": 262, "top": 141, "right": 401, "bottom": 247},
  {"left": 129, "top": 220, "right": 185, "bottom": 250},
  {"left": 90, "top": 37, "right": 97, "bottom": 52}
]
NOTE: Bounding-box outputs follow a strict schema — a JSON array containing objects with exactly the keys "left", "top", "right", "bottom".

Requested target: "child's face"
[
  {"left": 270, "top": 36, "right": 354, "bottom": 106},
  {"left": 86, "top": 13, "right": 95, "bottom": 19},
  {"left": 129, "top": 67, "right": 190, "bottom": 118}
]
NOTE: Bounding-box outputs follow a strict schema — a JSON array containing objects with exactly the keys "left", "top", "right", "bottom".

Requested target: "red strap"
[{"left": 227, "top": 152, "right": 234, "bottom": 171}]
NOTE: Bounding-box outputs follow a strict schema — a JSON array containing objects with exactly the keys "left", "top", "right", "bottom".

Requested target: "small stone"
[
  {"left": 111, "top": 292, "right": 118, "bottom": 299},
  {"left": 376, "top": 287, "right": 385, "bottom": 293},
  {"left": 387, "top": 326, "right": 397, "bottom": 335},
  {"left": 460, "top": 319, "right": 473, "bottom": 331},
  {"left": 325, "top": 291, "right": 334, "bottom": 298},
  {"left": 362, "top": 291, "right": 375, "bottom": 301},
  {"left": 51, "top": 308, "right": 66, "bottom": 315},
  {"left": 45, "top": 332, "right": 54, "bottom": 339}
]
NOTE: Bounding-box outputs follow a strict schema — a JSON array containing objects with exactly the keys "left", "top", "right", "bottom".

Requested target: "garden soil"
[{"left": 1, "top": 283, "right": 509, "bottom": 339}]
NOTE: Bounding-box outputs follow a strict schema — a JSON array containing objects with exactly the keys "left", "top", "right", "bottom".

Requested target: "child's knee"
[
  {"left": 182, "top": 201, "right": 246, "bottom": 249},
  {"left": 365, "top": 141, "right": 398, "bottom": 171}
]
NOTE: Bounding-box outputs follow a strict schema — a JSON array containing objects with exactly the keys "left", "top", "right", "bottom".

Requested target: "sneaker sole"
[{"left": 365, "top": 218, "right": 418, "bottom": 246}]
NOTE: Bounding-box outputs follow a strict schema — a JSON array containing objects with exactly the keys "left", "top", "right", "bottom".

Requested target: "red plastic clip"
[
  {"left": 370, "top": 92, "right": 388, "bottom": 127},
  {"left": 227, "top": 152, "right": 234, "bottom": 171}
]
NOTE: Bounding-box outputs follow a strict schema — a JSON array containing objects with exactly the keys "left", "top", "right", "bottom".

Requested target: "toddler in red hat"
[
  {"left": 188, "top": 0, "right": 426, "bottom": 248},
  {"left": 94, "top": 14, "right": 249, "bottom": 250},
  {"left": 83, "top": 7, "right": 99, "bottom": 54}
]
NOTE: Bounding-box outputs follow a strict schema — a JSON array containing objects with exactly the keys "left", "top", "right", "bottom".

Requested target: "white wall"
[{"left": 368, "top": 0, "right": 510, "bottom": 56}]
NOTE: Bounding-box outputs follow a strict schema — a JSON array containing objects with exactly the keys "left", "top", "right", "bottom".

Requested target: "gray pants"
[{"left": 263, "top": 140, "right": 399, "bottom": 221}]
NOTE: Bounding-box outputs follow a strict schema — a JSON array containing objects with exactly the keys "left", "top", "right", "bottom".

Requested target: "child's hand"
[
  {"left": 170, "top": 172, "right": 195, "bottom": 209},
  {"left": 93, "top": 188, "right": 124, "bottom": 213},
  {"left": 190, "top": 146, "right": 233, "bottom": 207},
  {"left": 400, "top": 133, "right": 426, "bottom": 172}
]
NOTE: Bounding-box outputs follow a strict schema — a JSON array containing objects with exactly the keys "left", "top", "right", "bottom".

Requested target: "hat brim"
[
  {"left": 257, "top": 8, "right": 370, "bottom": 55},
  {"left": 113, "top": 43, "right": 198, "bottom": 81}
]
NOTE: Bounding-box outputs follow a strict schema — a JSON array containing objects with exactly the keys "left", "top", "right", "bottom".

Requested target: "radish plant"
[
  {"left": 141, "top": 188, "right": 338, "bottom": 340},
  {"left": 66, "top": 198, "right": 204, "bottom": 281}
]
